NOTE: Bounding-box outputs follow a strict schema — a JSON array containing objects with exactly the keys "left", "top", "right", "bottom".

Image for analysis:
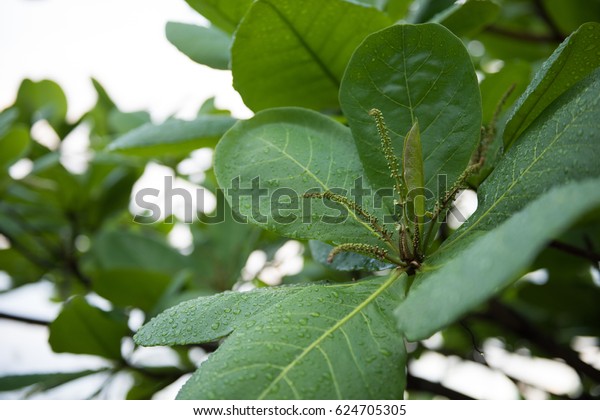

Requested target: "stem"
[
  {"left": 0, "top": 311, "right": 51, "bottom": 326},
  {"left": 485, "top": 25, "right": 562, "bottom": 43},
  {"left": 549, "top": 240, "right": 600, "bottom": 265},
  {"left": 406, "top": 373, "right": 474, "bottom": 400}
]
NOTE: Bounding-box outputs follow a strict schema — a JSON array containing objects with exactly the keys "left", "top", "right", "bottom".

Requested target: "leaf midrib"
[
  {"left": 260, "top": 0, "right": 341, "bottom": 88},
  {"left": 257, "top": 270, "right": 404, "bottom": 399}
]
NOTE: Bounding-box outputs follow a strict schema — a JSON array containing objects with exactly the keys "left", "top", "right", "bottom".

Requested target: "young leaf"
[
  {"left": 396, "top": 178, "right": 600, "bottom": 341},
  {"left": 340, "top": 24, "right": 481, "bottom": 211},
  {"left": 504, "top": 22, "right": 600, "bottom": 149},
  {"left": 165, "top": 22, "right": 231, "bottom": 70},
  {"left": 49, "top": 296, "right": 129, "bottom": 360},
  {"left": 214, "top": 107, "right": 393, "bottom": 251},
  {"left": 136, "top": 272, "right": 407, "bottom": 399},
  {"left": 232, "top": 0, "right": 391, "bottom": 111},
  {"left": 107, "top": 115, "right": 236, "bottom": 157}
]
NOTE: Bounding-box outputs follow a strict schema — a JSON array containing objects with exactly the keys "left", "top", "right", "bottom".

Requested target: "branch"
[
  {"left": 549, "top": 240, "right": 600, "bottom": 264},
  {"left": 533, "top": 0, "right": 566, "bottom": 41},
  {"left": 406, "top": 373, "right": 474, "bottom": 400},
  {"left": 484, "top": 25, "right": 562, "bottom": 43},
  {"left": 0, "top": 311, "right": 51, "bottom": 326},
  {"left": 477, "top": 299, "right": 600, "bottom": 384}
]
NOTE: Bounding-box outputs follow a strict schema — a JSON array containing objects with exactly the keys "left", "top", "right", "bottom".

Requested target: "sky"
[{"left": 0, "top": 0, "right": 596, "bottom": 401}]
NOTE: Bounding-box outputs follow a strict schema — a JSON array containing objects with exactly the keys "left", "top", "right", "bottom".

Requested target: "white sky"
[{"left": 0, "top": 0, "right": 250, "bottom": 121}]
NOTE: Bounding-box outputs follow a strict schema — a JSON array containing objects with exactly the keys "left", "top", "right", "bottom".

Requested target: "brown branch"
[
  {"left": 533, "top": 0, "right": 566, "bottom": 41},
  {"left": 406, "top": 373, "right": 474, "bottom": 400},
  {"left": 485, "top": 25, "right": 562, "bottom": 43},
  {"left": 0, "top": 311, "right": 51, "bottom": 326},
  {"left": 549, "top": 240, "right": 600, "bottom": 265}
]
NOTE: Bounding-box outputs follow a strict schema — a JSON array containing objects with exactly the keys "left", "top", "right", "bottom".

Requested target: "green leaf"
[
  {"left": 107, "top": 115, "right": 236, "bottom": 157},
  {"left": 166, "top": 22, "right": 231, "bottom": 70},
  {"left": 0, "top": 370, "right": 106, "bottom": 392},
  {"left": 214, "top": 107, "right": 391, "bottom": 250},
  {"left": 340, "top": 23, "right": 481, "bottom": 209},
  {"left": 92, "top": 230, "right": 188, "bottom": 276},
  {"left": 91, "top": 269, "right": 172, "bottom": 312},
  {"left": 432, "top": 0, "right": 500, "bottom": 38},
  {"left": 449, "top": 68, "right": 600, "bottom": 247},
  {"left": 136, "top": 272, "right": 407, "bottom": 399},
  {"left": 0, "top": 248, "right": 44, "bottom": 287},
  {"left": 542, "top": 0, "right": 600, "bottom": 35},
  {"left": 49, "top": 296, "right": 129, "bottom": 359},
  {"left": 504, "top": 22, "right": 600, "bottom": 150},
  {"left": 232, "top": 0, "right": 391, "bottom": 111},
  {"left": 396, "top": 178, "right": 600, "bottom": 341},
  {"left": 107, "top": 109, "right": 151, "bottom": 135},
  {"left": 0, "top": 125, "right": 30, "bottom": 169},
  {"left": 14, "top": 79, "right": 68, "bottom": 133},
  {"left": 184, "top": 0, "right": 253, "bottom": 33},
  {"left": 309, "top": 240, "right": 393, "bottom": 272}
]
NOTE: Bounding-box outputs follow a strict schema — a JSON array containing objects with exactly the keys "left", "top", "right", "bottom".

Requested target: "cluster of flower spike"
[{"left": 305, "top": 106, "right": 492, "bottom": 270}]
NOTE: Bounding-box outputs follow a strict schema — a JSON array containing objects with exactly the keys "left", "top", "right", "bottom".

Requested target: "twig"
[
  {"left": 549, "top": 240, "right": 600, "bottom": 265},
  {"left": 0, "top": 311, "right": 51, "bottom": 326},
  {"left": 485, "top": 25, "right": 562, "bottom": 43},
  {"left": 406, "top": 373, "right": 474, "bottom": 400}
]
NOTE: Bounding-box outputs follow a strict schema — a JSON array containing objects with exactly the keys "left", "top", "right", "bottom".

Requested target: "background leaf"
[
  {"left": 432, "top": 0, "right": 500, "bottom": 38},
  {"left": 309, "top": 240, "right": 393, "bottom": 272},
  {"left": 0, "top": 370, "right": 107, "bottom": 392},
  {"left": 184, "top": 0, "right": 253, "bottom": 33},
  {"left": 166, "top": 22, "right": 231, "bottom": 70},
  {"left": 107, "top": 115, "right": 236, "bottom": 157},
  {"left": 49, "top": 296, "right": 129, "bottom": 359},
  {"left": 231, "top": 0, "right": 391, "bottom": 111}
]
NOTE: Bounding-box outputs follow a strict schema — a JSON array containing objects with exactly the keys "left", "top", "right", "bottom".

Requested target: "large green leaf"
[
  {"left": 432, "top": 0, "right": 500, "bottom": 38},
  {"left": 136, "top": 272, "right": 407, "bottom": 399},
  {"left": 214, "top": 107, "right": 393, "bottom": 251},
  {"left": 504, "top": 22, "right": 600, "bottom": 149},
  {"left": 49, "top": 296, "right": 129, "bottom": 359},
  {"left": 184, "top": 0, "right": 253, "bottom": 33},
  {"left": 0, "top": 370, "right": 106, "bottom": 392},
  {"left": 396, "top": 178, "right": 600, "bottom": 341},
  {"left": 340, "top": 24, "right": 481, "bottom": 209},
  {"left": 448, "top": 68, "right": 600, "bottom": 248},
  {"left": 232, "top": 0, "right": 391, "bottom": 111},
  {"left": 107, "top": 116, "right": 236, "bottom": 157},
  {"left": 166, "top": 22, "right": 231, "bottom": 70}
]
